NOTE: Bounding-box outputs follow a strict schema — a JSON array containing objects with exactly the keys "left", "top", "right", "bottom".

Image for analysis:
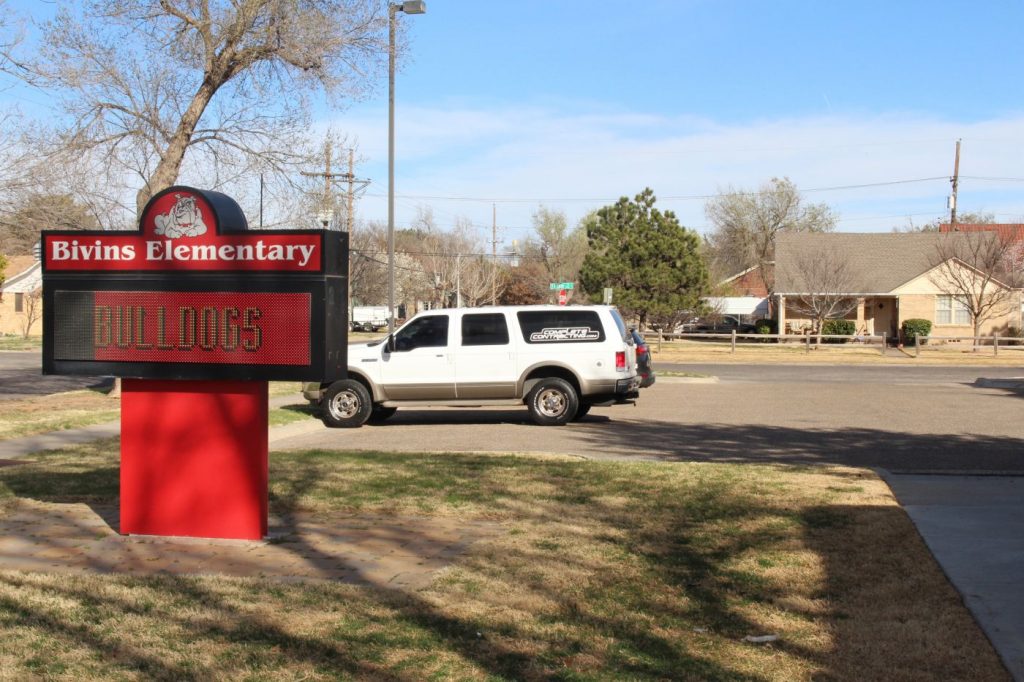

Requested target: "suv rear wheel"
[
  {"left": 527, "top": 377, "right": 579, "bottom": 426},
  {"left": 321, "top": 379, "right": 372, "bottom": 428}
]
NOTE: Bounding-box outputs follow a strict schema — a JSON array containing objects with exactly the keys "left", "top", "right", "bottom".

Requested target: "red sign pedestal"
[{"left": 120, "top": 378, "right": 268, "bottom": 540}]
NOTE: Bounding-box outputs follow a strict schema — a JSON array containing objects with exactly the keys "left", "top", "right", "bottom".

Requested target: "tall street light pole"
[{"left": 388, "top": 0, "right": 426, "bottom": 333}]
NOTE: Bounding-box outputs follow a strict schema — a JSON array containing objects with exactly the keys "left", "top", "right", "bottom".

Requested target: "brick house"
[
  {"left": 0, "top": 256, "right": 43, "bottom": 337},
  {"left": 774, "top": 232, "right": 1023, "bottom": 339},
  {"left": 719, "top": 265, "right": 770, "bottom": 297},
  {"left": 938, "top": 223, "right": 1024, "bottom": 242}
]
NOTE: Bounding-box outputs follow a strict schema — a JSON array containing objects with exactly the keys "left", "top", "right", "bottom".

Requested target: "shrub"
[
  {"left": 753, "top": 318, "right": 776, "bottom": 334},
  {"left": 902, "top": 318, "right": 932, "bottom": 345},
  {"left": 821, "top": 319, "right": 855, "bottom": 342}
]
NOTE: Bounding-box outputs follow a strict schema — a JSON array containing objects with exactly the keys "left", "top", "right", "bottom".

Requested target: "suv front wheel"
[
  {"left": 527, "top": 377, "right": 579, "bottom": 426},
  {"left": 321, "top": 380, "right": 372, "bottom": 428}
]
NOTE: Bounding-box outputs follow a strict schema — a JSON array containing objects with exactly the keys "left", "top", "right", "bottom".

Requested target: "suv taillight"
[{"left": 615, "top": 351, "right": 626, "bottom": 371}]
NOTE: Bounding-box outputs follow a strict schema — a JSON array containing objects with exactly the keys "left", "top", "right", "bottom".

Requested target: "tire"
[
  {"left": 572, "top": 403, "right": 591, "bottom": 421},
  {"left": 321, "top": 380, "right": 372, "bottom": 428},
  {"left": 367, "top": 406, "right": 398, "bottom": 424},
  {"left": 527, "top": 377, "right": 579, "bottom": 426},
  {"left": 362, "top": 322, "right": 374, "bottom": 332}
]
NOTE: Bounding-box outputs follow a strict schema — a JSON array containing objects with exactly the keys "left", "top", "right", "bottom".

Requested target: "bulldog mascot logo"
[{"left": 154, "top": 194, "right": 208, "bottom": 239}]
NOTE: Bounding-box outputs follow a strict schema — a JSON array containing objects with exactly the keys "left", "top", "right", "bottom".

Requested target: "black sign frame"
[{"left": 41, "top": 186, "right": 348, "bottom": 382}]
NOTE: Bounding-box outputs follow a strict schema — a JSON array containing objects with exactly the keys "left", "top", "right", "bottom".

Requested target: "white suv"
[{"left": 304, "top": 305, "right": 640, "bottom": 427}]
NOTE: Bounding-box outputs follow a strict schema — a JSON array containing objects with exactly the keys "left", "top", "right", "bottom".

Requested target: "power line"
[
  {"left": 362, "top": 176, "right": 950, "bottom": 204},
  {"left": 961, "top": 175, "right": 1024, "bottom": 183}
]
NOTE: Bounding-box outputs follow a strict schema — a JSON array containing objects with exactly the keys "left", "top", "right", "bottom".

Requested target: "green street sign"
[{"left": 549, "top": 282, "right": 574, "bottom": 290}]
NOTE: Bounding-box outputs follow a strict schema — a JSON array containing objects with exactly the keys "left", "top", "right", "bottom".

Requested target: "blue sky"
[
  {"left": 337, "top": 0, "right": 1024, "bottom": 245},
  {"left": 5, "top": 1, "right": 1024, "bottom": 246}
]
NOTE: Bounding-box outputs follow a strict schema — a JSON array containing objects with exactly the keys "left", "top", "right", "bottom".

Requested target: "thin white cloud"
[{"left": 326, "top": 104, "right": 1024, "bottom": 241}]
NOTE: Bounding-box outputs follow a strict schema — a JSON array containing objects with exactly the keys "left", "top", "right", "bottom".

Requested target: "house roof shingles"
[
  {"left": 1, "top": 257, "right": 42, "bottom": 294},
  {"left": 774, "top": 232, "right": 950, "bottom": 294}
]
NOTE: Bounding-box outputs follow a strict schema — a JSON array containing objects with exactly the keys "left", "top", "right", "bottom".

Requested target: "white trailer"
[{"left": 350, "top": 306, "right": 389, "bottom": 332}]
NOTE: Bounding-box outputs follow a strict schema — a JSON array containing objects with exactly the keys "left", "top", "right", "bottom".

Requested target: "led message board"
[{"left": 42, "top": 186, "right": 346, "bottom": 381}]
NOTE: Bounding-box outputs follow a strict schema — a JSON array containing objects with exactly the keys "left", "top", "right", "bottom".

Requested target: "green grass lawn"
[
  {"left": 0, "top": 442, "right": 1006, "bottom": 681},
  {"left": 0, "top": 335, "right": 41, "bottom": 351}
]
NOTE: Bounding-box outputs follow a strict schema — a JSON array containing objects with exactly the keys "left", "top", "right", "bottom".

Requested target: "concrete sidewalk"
[{"left": 883, "top": 473, "right": 1024, "bottom": 681}]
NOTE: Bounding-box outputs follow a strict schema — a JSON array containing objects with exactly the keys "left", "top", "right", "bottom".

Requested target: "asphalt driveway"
[{"left": 278, "top": 369, "right": 1024, "bottom": 473}]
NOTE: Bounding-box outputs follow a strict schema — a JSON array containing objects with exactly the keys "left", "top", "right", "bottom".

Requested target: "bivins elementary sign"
[{"left": 42, "top": 186, "right": 347, "bottom": 381}]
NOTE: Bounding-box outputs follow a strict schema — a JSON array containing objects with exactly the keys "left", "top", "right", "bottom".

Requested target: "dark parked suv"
[{"left": 630, "top": 329, "right": 656, "bottom": 388}]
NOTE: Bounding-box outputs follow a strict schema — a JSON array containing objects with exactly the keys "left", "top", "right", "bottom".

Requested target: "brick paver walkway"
[{"left": 0, "top": 499, "right": 501, "bottom": 590}]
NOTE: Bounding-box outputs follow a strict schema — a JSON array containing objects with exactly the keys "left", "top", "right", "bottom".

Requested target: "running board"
[{"left": 378, "top": 399, "right": 524, "bottom": 408}]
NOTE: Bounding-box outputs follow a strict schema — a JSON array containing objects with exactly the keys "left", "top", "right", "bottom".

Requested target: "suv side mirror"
[{"left": 385, "top": 335, "right": 395, "bottom": 353}]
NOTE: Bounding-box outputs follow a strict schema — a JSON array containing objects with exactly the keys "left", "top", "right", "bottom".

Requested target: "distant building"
[{"left": 1, "top": 256, "right": 43, "bottom": 336}]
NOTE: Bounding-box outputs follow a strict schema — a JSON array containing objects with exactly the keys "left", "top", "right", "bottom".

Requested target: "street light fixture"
[{"left": 388, "top": 0, "right": 426, "bottom": 333}]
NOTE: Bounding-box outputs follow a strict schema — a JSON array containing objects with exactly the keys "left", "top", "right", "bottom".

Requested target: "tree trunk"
[
  {"left": 135, "top": 80, "right": 219, "bottom": 212},
  {"left": 121, "top": 81, "right": 218, "bottom": 398}
]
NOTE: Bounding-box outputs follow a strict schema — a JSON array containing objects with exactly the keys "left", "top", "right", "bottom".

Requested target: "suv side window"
[
  {"left": 517, "top": 310, "right": 606, "bottom": 343},
  {"left": 393, "top": 315, "right": 449, "bottom": 352},
  {"left": 461, "top": 313, "right": 509, "bottom": 346}
]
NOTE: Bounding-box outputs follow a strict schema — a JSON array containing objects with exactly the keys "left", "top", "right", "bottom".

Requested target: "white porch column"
[
  {"left": 778, "top": 295, "right": 787, "bottom": 335},
  {"left": 856, "top": 297, "right": 865, "bottom": 335}
]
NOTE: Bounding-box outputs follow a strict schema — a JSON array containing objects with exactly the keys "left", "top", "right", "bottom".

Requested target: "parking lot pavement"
[
  {"left": 0, "top": 351, "right": 111, "bottom": 400},
  {"left": 883, "top": 474, "right": 1024, "bottom": 681},
  {"left": 276, "top": 378, "right": 1024, "bottom": 472}
]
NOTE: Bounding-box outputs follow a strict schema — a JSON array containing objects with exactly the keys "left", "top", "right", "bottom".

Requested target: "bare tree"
[
  {"left": 705, "top": 177, "right": 836, "bottom": 309},
  {"left": 929, "top": 232, "right": 1021, "bottom": 349},
  {"left": 784, "top": 245, "right": 859, "bottom": 346},
  {"left": 3, "top": 1, "right": 390, "bottom": 212},
  {"left": 533, "top": 206, "right": 588, "bottom": 286},
  {"left": 4, "top": 1, "right": 392, "bottom": 395},
  {"left": 18, "top": 287, "right": 42, "bottom": 338},
  {"left": 457, "top": 255, "right": 493, "bottom": 307},
  {"left": 348, "top": 220, "right": 387, "bottom": 307}
]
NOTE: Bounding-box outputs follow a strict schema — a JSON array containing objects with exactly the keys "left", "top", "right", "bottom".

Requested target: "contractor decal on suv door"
[{"left": 529, "top": 327, "right": 601, "bottom": 342}]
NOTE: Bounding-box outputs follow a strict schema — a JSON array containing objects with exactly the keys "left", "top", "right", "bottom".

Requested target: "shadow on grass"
[
  {"left": 800, "top": 504, "right": 1011, "bottom": 681},
  {"left": 0, "top": 434, "right": 1014, "bottom": 678},
  {"left": 0, "top": 447, "right": 817, "bottom": 679}
]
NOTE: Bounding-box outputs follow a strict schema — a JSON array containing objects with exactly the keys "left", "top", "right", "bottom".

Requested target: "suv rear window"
[
  {"left": 517, "top": 310, "right": 605, "bottom": 344},
  {"left": 461, "top": 313, "right": 509, "bottom": 346}
]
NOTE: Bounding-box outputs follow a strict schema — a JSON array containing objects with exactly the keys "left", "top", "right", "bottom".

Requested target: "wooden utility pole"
[
  {"left": 347, "top": 149, "right": 356, "bottom": 234},
  {"left": 301, "top": 142, "right": 369, "bottom": 232},
  {"left": 491, "top": 203, "right": 498, "bottom": 305},
  {"left": 950, "top": 138, "right": 961, "bottom": 230}
]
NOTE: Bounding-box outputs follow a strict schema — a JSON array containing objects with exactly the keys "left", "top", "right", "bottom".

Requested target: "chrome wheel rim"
[
  {"left": 329, "top": 390, "right": 360, "bottom": 420},
  {"left": 537, "top": 388, "right": 567, "bottom": 418}
]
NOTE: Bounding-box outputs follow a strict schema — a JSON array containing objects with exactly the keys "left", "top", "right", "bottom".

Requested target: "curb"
[{"left": 656, "top": 375, "right": 719, "bottom": 384}]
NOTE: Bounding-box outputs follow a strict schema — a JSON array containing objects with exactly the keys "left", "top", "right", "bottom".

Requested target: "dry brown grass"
[
  {"left": 0, "top": 390, "right": 119, "bottom": 440},
  {"left": 650, "top": 338, "right": 1024, "bottom": 366},
  {"left": 0, "top": 445, "right": 1007, "bottom": 680}
]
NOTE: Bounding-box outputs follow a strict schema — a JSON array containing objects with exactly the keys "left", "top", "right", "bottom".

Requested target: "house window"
[
  {"left": 935, "top": 295, "right": 970, "bottom": 325},
  {"left": 14, "top": 293, "right": 23, "bottom": 313}
]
